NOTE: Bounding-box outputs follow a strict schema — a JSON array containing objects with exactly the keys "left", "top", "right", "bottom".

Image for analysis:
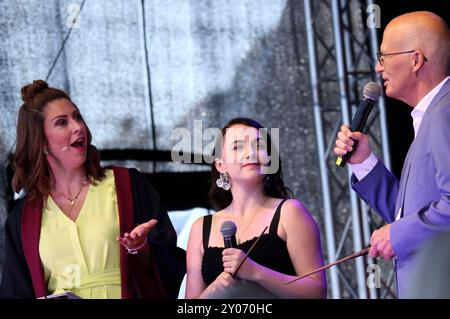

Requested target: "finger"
[
  {"left": 369, "top": 245, "right": 379, "bottom": 258},
  {"left": 379, "top": 241, "right": 393, "bottom": 259},
  {"left": 223, "top": 261, "right": 234, "bottom": 269},
  {"left": 141, "top": 219, "right": 158, "bottom": 232},
  {"left": 134, "top": 229, "right": 144, "bottom": 237},
  {"left": 129, "top": 232, "right": 143, "bottom": 241},
  {"left": 223, "top": 266, "right": 232, "bottom": 274},
  {"left": 145, "top": 219, "right": 158, "bottom": 227},
  {"left": 224, "top": 268, "right": 235, "bottom": 276},
  {"left": 368, "top": 249, "right": 378, "bottom": 258},
  {"left": 222, "top": 248, "right": 238, "bottom": 256},
  {"left": 129, "top": 225, "right": 145, "bottom": 238},
  {"left": 348, "top": 131, "right": 366, "bottom": 142},
  {"left": 334, "top": 147, "right": 347, "bottom": 156},
  {"left": 131, "top": 220, "right": 157, "bottom": 238},
  {"left": 223, "top": 253, "right": 240, "bottom": 262},
  {"left": 337, "top": 131, "right": 354, "bottom": 145},
  {"left": 370, "top": 230, "right": 379, "bottom": 246},
  {"left": 123, "top": 237, "right": 134, "bottom": 247},
  {"left": 340, "top": 125, "right": 351, "bottom": 135},
  {"left": 221, "top": 272, "right": 231, "bottom": 279},
  {"left": 336, "top": 140, "right": 353, "bottom": 152}
]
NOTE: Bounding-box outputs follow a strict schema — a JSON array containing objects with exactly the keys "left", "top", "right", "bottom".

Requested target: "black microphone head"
[
  {"left": 363, "top": 82, "right": 381, "bottom": 101},
  {"left": 220, "top": 220, "right": 237, "bottom": 238}
]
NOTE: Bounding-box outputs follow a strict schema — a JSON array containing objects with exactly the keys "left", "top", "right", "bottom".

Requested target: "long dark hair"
[
  {"left": 12, "top": 79, "right": 105, "bottom": 202},
  {"left": 208, "top": 117, "right": 293, "bottom": 210}
]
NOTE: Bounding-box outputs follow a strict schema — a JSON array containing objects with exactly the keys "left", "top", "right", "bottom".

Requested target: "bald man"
[{"left": 334, "top": 11, "right": 450, "bottom": 298}]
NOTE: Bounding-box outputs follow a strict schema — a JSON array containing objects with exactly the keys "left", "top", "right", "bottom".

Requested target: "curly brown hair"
[{"left": 12, "top": 79, "right": 105, "bottom": 202}]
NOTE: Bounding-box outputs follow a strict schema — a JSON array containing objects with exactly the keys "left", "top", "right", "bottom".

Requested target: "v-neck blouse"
[{"left": 39, "top": 169, "right": 121, "bottom": 298}]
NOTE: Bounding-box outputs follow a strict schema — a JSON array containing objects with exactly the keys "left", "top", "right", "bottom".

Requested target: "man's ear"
[{"left": 412, "top": 50, "right": 426, "bottom": 72}]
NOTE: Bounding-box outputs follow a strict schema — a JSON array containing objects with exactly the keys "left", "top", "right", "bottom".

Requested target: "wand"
[{"left": 285, "top": 247, "right": 371, "bottom": 285}]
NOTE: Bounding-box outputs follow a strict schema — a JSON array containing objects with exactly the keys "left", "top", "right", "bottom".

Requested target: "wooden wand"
[{"left": 284, "top": 246, "right": 371, "bottom": 285}]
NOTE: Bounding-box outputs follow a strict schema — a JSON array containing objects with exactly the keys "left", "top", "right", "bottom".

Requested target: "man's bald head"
[{"left": 385, "top": 11, "right": 450, "bottom": 77}]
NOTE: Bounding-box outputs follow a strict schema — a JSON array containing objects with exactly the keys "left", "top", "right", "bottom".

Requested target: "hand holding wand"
[
  {"left": 231, "top": 226, "right": 268, "bottom": 278},
  {"left": 284, "top": 246, "right": 371, "bottom": 285}
]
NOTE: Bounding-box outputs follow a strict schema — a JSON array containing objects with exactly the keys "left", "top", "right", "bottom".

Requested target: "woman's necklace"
[
  {"left": 59, "top": 176, "right": 88, "bottom": 218},
  {"left": 233, "top": 197, "right": 267, "bottom": 245},
  {"left": 66, "top": 177, "right": 88, "bottom": 204}
]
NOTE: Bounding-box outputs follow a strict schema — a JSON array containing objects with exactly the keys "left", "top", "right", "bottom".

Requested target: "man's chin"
[{"left": 384, "top": 86, "right": 394, "bottom": 98}]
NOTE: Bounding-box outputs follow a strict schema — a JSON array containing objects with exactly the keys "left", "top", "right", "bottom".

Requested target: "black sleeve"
[
  {"left": 128, "top": 168, "right": 186, "bottom": 299},
  {"left": 0, "top": 200, "right": 36, "bottom": 298}
]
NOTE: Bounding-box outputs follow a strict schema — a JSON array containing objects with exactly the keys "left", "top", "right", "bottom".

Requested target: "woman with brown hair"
[
  {"left": 185, "top": 118, "right": 326, "bottom": 298},
  {"left": 0, "top": 80, "right": 185, "bottom": 299}
]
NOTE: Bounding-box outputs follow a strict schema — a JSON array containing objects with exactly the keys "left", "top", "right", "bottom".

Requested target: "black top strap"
[
  {"left": 269, "top": 199, "right": 288, "bottom": 234},
  {"left": 203, "top": 199, "right": 287, "bottom": 249},
  {"left": 202, "top": 214, "right": 213, "bottom": 251}
]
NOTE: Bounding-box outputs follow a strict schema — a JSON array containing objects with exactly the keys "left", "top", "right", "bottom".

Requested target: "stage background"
[{"left": 1, "top": 0, "right": 449, "bottom": 298}]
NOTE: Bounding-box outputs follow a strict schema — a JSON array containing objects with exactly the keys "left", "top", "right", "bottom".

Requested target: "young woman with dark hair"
[{"left": 185, "top": 118, "right": 326, "bottom": 298}]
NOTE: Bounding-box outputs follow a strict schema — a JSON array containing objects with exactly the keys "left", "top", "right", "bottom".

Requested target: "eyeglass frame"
[{"left": 376, "top": 50, "right": 428, "bottom": 66}]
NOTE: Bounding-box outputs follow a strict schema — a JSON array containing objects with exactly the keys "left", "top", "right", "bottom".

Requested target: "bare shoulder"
[
  {"left": 280, "top": 198, "right": 312, "bottom": 218},
  {"left": 189, "top": 216, "right": 204, "bottom": 235},
  {"left": 279, "top": 198, "right": 319, "bottom": 231},
  {"left": 189, "top": 209, "right": 226, "bottom": 236},
  {"left": 187, "top": 213, "right": 214, "bottom": 254}
]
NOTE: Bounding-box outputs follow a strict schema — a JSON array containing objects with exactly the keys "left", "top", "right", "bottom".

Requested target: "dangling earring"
[
  {"left": 216, "top": 172, "right": 231, "bottom": 191},
  {"left": 43, "top": 149, "right": 49, "bottom": 156}
]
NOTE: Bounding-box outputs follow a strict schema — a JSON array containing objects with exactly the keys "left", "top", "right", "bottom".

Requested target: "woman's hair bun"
[{"left": 21, "top": 79, "right": 49, "bottom": 102}]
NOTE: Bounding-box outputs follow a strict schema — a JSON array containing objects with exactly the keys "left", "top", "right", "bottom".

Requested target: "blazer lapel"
[
  {"left": 394, "top": 77, "right": 450, "bottom": 216},
  {"left": 395, "top": 147, "right": 412, "bottom": 216},
  {"left": 426, "top": 78, "right": 450, "bottom": 115}
]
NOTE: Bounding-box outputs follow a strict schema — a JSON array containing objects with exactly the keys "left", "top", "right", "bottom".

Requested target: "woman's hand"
[
  {"left": 116, "top": 219, "right": 157, "bottom": 251},
  {"left": 222, "top": 248, "right": 258, "bottom": 281},
  {"left": 199, "top": 272, "right": 237, "bottom": 299}
]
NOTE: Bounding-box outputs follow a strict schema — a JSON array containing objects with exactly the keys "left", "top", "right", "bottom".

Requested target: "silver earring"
[
  {"left": 43, "top": 149, "right": 49, "bottom": 156},
  {"left": 216, "top": 172, "right": 231, "bottom": 191}
]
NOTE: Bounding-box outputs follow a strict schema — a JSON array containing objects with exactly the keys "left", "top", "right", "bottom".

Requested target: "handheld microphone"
[
  {"left": 220, "top": 220, "right": 237, "bottom": 248},
  {"left": 336, "top": 82, "right": 382, "bottom": 167}
]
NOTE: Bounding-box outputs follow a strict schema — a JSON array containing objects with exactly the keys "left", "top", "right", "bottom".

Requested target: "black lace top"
[{"left": 201, "top": 199, "right": 296, "bottom": 286}]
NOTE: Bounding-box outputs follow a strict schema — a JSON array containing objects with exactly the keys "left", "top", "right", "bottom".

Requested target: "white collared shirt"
[
  {"left": 411, "top": 76, "right": 450, "bottom": 138},
  {"left": 349, "top": 76, "right": 450, "bottom": 220}
]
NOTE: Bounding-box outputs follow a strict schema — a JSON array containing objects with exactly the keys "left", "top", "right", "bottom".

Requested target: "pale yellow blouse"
[{"left": 39, "top": 169, "right": 122, "bottom": 299}]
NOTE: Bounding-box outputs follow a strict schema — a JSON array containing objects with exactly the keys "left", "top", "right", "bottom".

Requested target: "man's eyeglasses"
[{"left": 376, "top": 50, "right": 428, "bottom": 66}]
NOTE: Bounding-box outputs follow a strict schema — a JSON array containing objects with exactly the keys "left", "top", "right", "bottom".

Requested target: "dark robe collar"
[{"left": 21, "top": 198, "right": 46, "bottom": 298}]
